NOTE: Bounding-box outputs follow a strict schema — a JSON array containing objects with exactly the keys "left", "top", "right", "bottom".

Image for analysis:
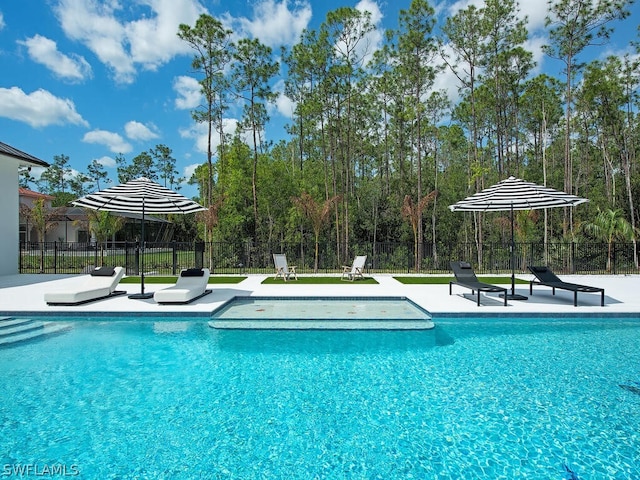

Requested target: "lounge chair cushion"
[
  {"left": 181, "top": 268, "right": 205, "bottom": 277},
  {"left": 90, "top": 266, "right": 116, "bottom": 276}
]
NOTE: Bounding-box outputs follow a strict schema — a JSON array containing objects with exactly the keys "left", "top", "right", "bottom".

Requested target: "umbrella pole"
[
  {"left": 129, "top": 200, "right": 154, "bottom": 299},
  {"left": 505, "top": 203, "right": 528, "bottom": 300}
]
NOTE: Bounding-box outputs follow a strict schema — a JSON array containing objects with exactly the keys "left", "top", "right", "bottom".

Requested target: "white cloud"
[
  {"left": 355, "top": 0, "right": 384, "bottom": 65},
  {"left": 0, "top": 86, "right": 88, "bottom": 128},
  {"left": 124, "top": 120, "right": 160, "bottom": 141},
  {"left": 183, "top": 163, "right": 199, "bottom": 181},
  {"left": 519, "top": 0, "right": 549, "bottom": 32},
  {"left": 54, "top": 0, "right": 204, "bottom": 84},
  {"left": 82, "top": 129, "right": 132, "bottom": 153},
  {"left": 18, "top": 34, "right": 92, "bottom": 82},
  {"left": 444, "top": 0, "right": 549, "bottom": 35},
  {"left": 231, "top": 0, "right": 312, "bottom": 48},
  {"left": 55, "top": 0, "right": 133, "bottom": 83},
  {"left": 173, "top": 76, "right": 202, "bottom": 110},
  {"left": 125, "top": 0, "right": 205, "bottom": 68},
  {"left": 437, "top": 0, "right": 552, "bottom": 101},
  {"left": 95, "top": 155, "right": 117, "bottom": 168},
  {"left": 272, "top": 79, "right": 295, "bottom": 119},
  {"left": 179, "top": 118, "right": 242, "bottom": 154},
  {"left": 356, "top": 0, "right": 383, "bottom": 25},
  {"left": 0, "top": 12, "right": 5, "bottom": 30},
  {"left": 526, "top": 34, "right": 547, "bottom": 75},
  {"left": 29, "top": 167, "right": 48, "bottom": 181}
]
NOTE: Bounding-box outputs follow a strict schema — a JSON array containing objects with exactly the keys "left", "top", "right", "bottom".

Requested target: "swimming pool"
[{"left": 1, "top": 315, "right": 639, "bottom": 478}]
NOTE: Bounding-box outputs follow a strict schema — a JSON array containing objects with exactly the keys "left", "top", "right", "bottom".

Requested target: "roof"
[
  {"left": 0, "top": 141, "right": 49, "bottom": 168},
  {"left": 18, "top": 188, "right": 55, "bottom": 201}
]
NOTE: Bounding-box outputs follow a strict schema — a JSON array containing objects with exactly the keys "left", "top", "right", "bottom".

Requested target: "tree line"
[{"left": 21, "top": 0, "right": 640, "bottom": 271}]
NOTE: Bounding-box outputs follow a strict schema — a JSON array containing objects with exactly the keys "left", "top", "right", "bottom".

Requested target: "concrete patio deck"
[{"left": 0, "top": 273, "right": 639, "bottom": 318}]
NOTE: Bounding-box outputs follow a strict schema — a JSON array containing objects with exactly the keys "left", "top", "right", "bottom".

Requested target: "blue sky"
[{"left": 1, "top": 0, "right": 638, "bottom": 199}]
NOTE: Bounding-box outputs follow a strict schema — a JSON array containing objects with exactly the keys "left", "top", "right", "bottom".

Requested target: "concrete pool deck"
[{"left": 0, "top": 273, "right": 639, "bottom": 317}]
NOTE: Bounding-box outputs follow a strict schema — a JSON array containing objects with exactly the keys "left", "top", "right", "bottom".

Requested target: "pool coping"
[{"left": 1, "top": 273, "right": 640, "bottom": 317}]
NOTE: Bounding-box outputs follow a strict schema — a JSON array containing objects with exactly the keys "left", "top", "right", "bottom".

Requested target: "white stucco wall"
[{"left": 0, "top": 160, "right": 19, "bottom": 275}]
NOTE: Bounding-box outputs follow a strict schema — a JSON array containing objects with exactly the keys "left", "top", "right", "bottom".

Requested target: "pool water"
[
  {"left": 1, "top": 316, "right": 639, "bottom": 479},
  {"left": 209, "top": 296, "right": 433, "bottom": 330},
  {"left": 211, "top": 296, "right": 431, "bottom": 320}
]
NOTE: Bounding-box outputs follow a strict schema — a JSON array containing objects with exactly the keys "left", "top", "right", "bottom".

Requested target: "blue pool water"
[
  {"left": 211, "top": 296, "right": 431, "bottom": 320},
  {"left": 1, "top": 316, "right": 640, "bottom": 479}
]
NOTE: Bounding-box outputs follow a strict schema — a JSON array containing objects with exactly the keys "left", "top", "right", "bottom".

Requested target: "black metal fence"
[{"left": 19, "top": 240, "right": 639, "bottom": 275}]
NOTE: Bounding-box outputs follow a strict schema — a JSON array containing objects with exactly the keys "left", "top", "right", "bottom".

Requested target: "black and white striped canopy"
[
  {"left": 72, "top": 177, "right": 206, "bottom": 215},
  {"left": 449, "top": 176, "right": 588, "bottom": 212}
]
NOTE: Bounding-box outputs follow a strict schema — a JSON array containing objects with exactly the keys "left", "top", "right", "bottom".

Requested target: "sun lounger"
[
  {"left": 342, "top": 255, "right": 367, "bottom": 281},
  {"left": 273, "top": 254, "right": 297, "bottom": 281},
  {"left": 528, "top": 266, "right": 605, "bottom": 306},
  {"left": 45, "top": 266, "right": 126, "bottom": 306},
  {"left": 154, "top": 268, "right": 211, "bottom": 304},
  {"left": 449, "top": 261, "right": 508, "bottom": 306}
]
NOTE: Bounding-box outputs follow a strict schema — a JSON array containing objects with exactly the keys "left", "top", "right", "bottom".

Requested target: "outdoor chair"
[
  {"left": 449, "top": 261, "right": 508, "bottom": 306},
  {"left": 341, "top": 255, "right": 367, "bottom": 281},
  {"left": 45, "top": 266, "right": 126, "bottom": 306},
  {"left": 154, "top": 268, "right": 212, "bottom": 304},
  {"left": 273, "top": 254, "right": 298, "bottom": 281},
  {"left": 528, "top": 266, "right": 605, "bottom": 307}
]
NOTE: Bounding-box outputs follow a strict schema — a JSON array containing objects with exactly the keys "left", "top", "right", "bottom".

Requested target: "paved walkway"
[{"left": 0, "top": 273, "right": 639, "bottom": 317}]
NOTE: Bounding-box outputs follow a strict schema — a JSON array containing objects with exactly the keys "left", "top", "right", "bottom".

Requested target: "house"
[
  {"left": 19, "top": 188, "right": 175, "bottom": 245},
  {"left": 18, "top": 188, "right": 56, "bottom": 243},
  {"left": 19, "top": 190, "right": 92, "bottom": 244},
  {"left": 1, "top": 141, "right": 50, "bottom": 275}
]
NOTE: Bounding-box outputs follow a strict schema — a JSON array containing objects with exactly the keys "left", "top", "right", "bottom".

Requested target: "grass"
[
  {"left": 393, "top": 276, "right": 528, "bottom": 285},
  {"left": 120, "top": 276, "right": 246, "bottom": 284},
  {"left": 261, "top": 276, "right": 379, "bottom": 285}
]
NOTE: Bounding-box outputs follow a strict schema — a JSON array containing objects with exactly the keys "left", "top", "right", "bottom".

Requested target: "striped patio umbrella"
[
  {"left": 449, "top": 176, "right": 588, "bottom": 299},
  {"left": 73, "top": 177, "right": 206, "bottom": 299}
]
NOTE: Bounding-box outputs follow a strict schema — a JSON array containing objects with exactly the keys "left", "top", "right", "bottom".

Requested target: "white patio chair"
[
  {"left": 273, "top": 254, "right": 298, "bottom": 281},
  {"left": 341, "top": 255, "right": 367, "bottom": 281}
]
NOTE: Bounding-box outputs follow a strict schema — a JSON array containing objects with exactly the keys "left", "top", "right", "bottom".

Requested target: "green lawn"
[
  {"left": 261, "top": 276, "right": 379, "bottom": 285},
  {"left": 393, "top": 276, "right": 527, "bottom": 285}
]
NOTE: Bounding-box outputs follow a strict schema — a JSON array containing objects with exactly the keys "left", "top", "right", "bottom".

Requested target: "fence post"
[
  {"left": 172, "top": 241, "right": 177, "bottom": 275},
  {"left": 134, "top": 243, "right": 140, "bottom": 275},
  {"left": 195, "top": 241, "right": 204, "bottom": 269},
  {"left": 612, "top": 242, "right": 616, "bottom": 275},
  {"left": 53, "top": 241, "right": 57, "bottom": 274},
  {"left": 125, "top": 242, "right": 131, "bottom": 276}
]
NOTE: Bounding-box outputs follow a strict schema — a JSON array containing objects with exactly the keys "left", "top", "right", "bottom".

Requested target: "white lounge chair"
[
  {"left": 341, "top": 255, "right": 367, "bottom": 281},
  {"left": 273, "top": 254, "right": 297, "bottom": 281},
  {"left": 154, "top": 268, "right": 211, "bottom": 304},
  {"left": 45, "top": 266, "right": 126, "bottom": 306}
]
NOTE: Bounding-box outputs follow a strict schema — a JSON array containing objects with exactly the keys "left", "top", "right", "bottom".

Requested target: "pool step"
[
  {"left": 0, "top": 317, "right": 71, "bottom": 346},
  {"left": 209, "top": 318, "right": 435, "bottom": 330}
]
